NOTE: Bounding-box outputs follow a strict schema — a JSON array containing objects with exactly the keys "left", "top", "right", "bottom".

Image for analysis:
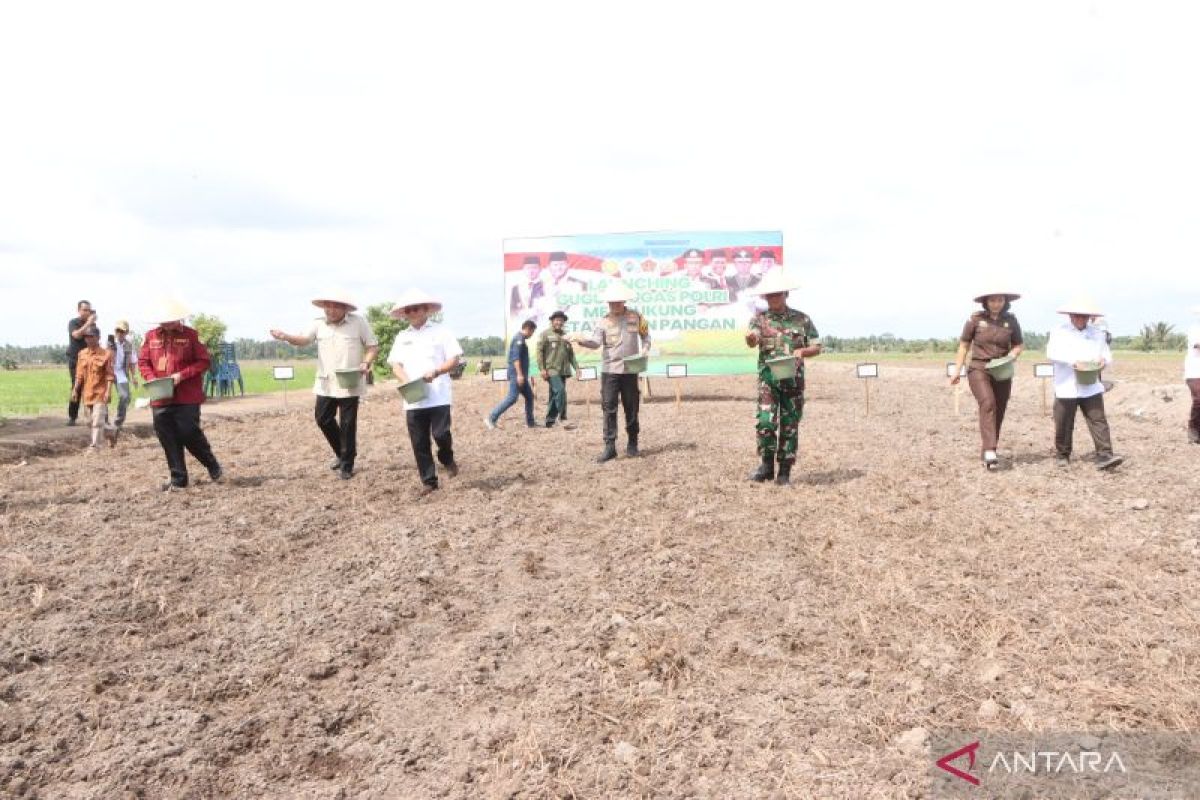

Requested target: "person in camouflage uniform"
[
  {"left": 537, "top": 310, "right": 579, "bottom": 428},
  {"left": 744, "top": 271, "right": 822, "bottom": 486}
]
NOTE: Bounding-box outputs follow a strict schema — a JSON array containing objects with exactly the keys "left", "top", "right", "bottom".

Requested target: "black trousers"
[
  {"left": 315, "top": 395, "right": 360, "bottom": 467},
  {"left": 406, "top": 405, "right": 454, "bottom": 487},
  {"left": 1053, "top": 395, "right": 1113, "bottom": 458},
  {"left": 67, "top": 356, "right": 80, "bottom": 421},
  {"left": 152, "top": 404, "right": 221, "bottom": 486},
  {"left": 601, "top": 373, "right": 640, "bottom": 444}
]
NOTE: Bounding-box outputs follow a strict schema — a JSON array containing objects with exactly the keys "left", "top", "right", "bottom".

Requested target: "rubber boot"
[
  {"left": 596, "top": 442, "right": 617, "bottom": 463},
  {"left": 626, "top": 435, "right": 639, "bottom": 457},
  {"left": 749, "top": 456, "right": 774, "bottom": 482},
  {"left": 775, "top": 462, "right": 792, "bottom": 486}
]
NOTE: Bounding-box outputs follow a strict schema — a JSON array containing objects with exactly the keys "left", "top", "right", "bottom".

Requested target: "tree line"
[{"left": 2, "top": 318, "right": 1189, "bottom": 368}]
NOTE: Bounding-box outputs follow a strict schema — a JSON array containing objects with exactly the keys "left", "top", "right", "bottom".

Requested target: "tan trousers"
[{"left": 87, "top": 403, "right": 115, "bottom": 447}]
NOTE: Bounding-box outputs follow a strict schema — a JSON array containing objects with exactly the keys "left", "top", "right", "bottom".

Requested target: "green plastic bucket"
[
  {"left": 766, "top": 355, "right": 797, "bottom": 380},
  {"left": 334, "top": 368, "right": 362, "bottom": 389},
  {"left": 623, "top": 354, "right": 648, "bottom": 374},
  {"left": 397, "top": 379, "right": 429, "bottom": 403},
  {"left": 144, "top": 377, "right": 175, "bottom": 401},
  {"left": 1074, "top": 361, "right": 1102, "bottom": 385},
  {"left": 985, "top": 355, "right": 1016, "bottom": 381}
]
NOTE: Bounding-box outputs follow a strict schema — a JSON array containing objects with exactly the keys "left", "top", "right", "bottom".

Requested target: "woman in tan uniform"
[{"left": 950, "top": 291, "right": 1024, "bottom": 469}]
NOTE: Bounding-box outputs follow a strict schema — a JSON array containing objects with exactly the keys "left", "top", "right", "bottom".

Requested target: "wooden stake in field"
[
  {"left": 666, "top": 363, "right": 687, "bottom": 411},
  {"left": 272, "top": 365, "right": 295, "bottom": 408},
  {"left": 578, "top": 366, "right": 598, "bottom": 419},
  {"left": 946, "top": 362, "right": 966, "bottom": 415},
  {"left": 856, "top": 363, "right": 878, "bottom": 416},
  {"left": 1034, "top": 362, "right": 1054, "bottom": 416}
]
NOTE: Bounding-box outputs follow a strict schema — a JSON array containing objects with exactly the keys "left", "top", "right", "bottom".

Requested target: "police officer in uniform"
[
  {"left": 572, "top": 282, "right": 651, "bottom": 462},
  {"left": 744, "top": 271, "right": 821, "bottom": 486}
]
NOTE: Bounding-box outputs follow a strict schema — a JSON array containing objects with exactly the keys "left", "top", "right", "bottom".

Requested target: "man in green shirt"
[
  {"left": 745, "top": 271, "right": 822, "bottom": 486},
  {"left": 537, "top": 310, "right": 579, "bottom": 428}
]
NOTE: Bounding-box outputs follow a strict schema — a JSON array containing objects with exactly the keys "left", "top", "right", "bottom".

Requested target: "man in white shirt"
[
  {"left": 388, "top": 289, "right": 464, "bottom": 496},
  {"left": 1045, "top": 296, "right": 1123, "bottom": 470},
  {"left": 1185, "top": 305, "right": 1200, "bottom": 444},
  {"left": 111, "top": 320, "right": 138, "bottom": 428},
  {"left": 270, "top": 292, "right": 378, "bottom": 480}
]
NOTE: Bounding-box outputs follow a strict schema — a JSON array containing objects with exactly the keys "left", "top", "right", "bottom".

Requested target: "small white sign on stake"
[
  {"left": 577, "top": 367, "right": 597, "bottom": 381},
  {"left": 945, "top": 362, "right": 967, "bottom": 379},
  {"left": 666, "top": 363, "right": 688, "bottom": 378},
  {"left": 273, "top": 365, "right": 295, "bottom": 407},
  {"left": 1033, "top": 362, "right": 1054, "bottom": 378},
  {"left": 856, "top": 362, "right": 878, "bottom": 415},
  {"left": 490, "top": 368, "right": 508, "bottom": 382}
]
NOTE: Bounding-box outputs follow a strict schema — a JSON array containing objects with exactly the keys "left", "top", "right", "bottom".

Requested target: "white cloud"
[{"left": 2, "top": 0, "right": 1197, "bottom": 347}]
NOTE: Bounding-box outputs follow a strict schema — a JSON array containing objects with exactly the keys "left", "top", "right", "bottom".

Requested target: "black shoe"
[
  {"left": 66, "top": 419, "right": 77, "bottom": 427},
  {"left": 338, "top": 465, "right": 353, "bottom": 480},
  {"left": 775, "top": 464, "right": 792, "bottom": 486},
  {"left": 161, "top": 480, "right": 187, "bottom": 492},
  {"left": 596, "top": 443, "right": 617, "bottom": 463},
  {"left": 329, "top": 458, "right": 343, "bottom": 471},
  {"left": 208, "top": 469, "right": 224, "bottom": 483},
  {"left": 1189, "top": 429, "right": 1200, "bottom": 445},
  {"left": 1096, "top": 454, "right": 1124, "bottom": 471},
  {"left": 749, "top": 457, "right": 775, "bottom": 482},
  {"left": 418, "top": 483, "right": 438, "bottom": 497},
  {"left": 445, "top": 462, "right": 459, "bottom": 478},
  {"left": 626, "top": 438, "right": 639, "bottom": 457}
]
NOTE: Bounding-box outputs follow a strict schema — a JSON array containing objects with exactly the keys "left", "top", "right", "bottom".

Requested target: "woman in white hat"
[
  {"left": 387, "top": 288, "right": 464, "bottom": 496},
  {"left": 949, "top": 291, "right": 1025, "bottom": 469},
  {"left": 1185, "top": 304, "right": 1200, "bottom": 443},
  {"left": 570, "top": 281, "right": 652, "bottom": 462},
  {"left": 270, "top": 291, "right": 379, "bottom": 480},
  {"left": 744, "top": 270, "right": 821, "bottom": 486},
  {"left": 1045, "top": 296, "right": 1123, "bottom": 470},
  {"left": 138, "top": 298, "right": 225, "bottom": 489}
]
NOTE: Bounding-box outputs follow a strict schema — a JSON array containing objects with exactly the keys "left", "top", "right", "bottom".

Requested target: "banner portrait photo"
[{"left": 503, "top": 230, "right": 785, "bottom": 376}]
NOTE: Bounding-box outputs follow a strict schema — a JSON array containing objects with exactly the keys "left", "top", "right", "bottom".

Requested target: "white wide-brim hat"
[
  {"left": 1057, "top": 295, "right": 1104, "bottom": 317},
  {"left": 973, "top": 290, "right": 1021, "bottom": 303},
  {"left": 312, "top": 290, "right": 358, "bottom": 311},
  {"left": 390, "top": 288, "right": 443, "bottom": 318},
  {"left": 601, "top": 282, "right": 635, "bottom": 303},
  {"left": 146, "top": 298, "right": 191, "bottom": 324},
  {"left": 751, "top": 270, "right": 802, "bottom": 296}
]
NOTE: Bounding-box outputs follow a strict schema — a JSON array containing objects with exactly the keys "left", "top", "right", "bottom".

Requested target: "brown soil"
[{"left": 2, "top": 361, "right": 1198, "bottom": 798}]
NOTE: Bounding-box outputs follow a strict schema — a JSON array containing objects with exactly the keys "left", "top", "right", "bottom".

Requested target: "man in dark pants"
[
  {"left": 387, "top": 289, "right": 464, "bottom": 497},
  {"left": 138, "top": 299, "right": 224, "bottom": 490},
  {"left": 485, "top": 319, "right": 537, "bottom": 429},
  {"left": 66, "top": 300, "right": 96, "bottom": 425},
  {"left": 1046, "top": 296, "right": 1124, "bottom": 470},
  {"left": 270, "top": 291, "right": 378, "bottom": 479},
  {"left": 572, "top": 282, "right": 651, "bottom": 462},
  {"left": 537, "top": 310, "right": 578, "bottom": 427}
]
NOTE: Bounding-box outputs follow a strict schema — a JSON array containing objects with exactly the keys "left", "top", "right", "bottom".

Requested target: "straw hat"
[
  {"left": 601, "top": 282, "right": 635, "bottom": 303},
  {"left": 114, "top": 319, "right": 131, "bottom": 333},
  {"left": 311, "top": 290, "right": 358, "bottom": 311},
  {"left": 751, "top": 270, "right": 802, "bottom": 295},
  {"left": 1057, "top": 295, "right": 1104, "bottom": 316},
  {"left": 973, "top": 290, "right": 1021, "bottom": 303},
  {"left": 389, "top": 288, "right": 443, "bottom": 318},
  {"left": 146, "top": 298, "right": 191, "bottom": 324}
]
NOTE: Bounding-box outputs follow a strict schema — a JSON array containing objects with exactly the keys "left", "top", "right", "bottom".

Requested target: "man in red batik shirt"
[{"left": 138, "top": 299, "right": 224, "bottom": 491}]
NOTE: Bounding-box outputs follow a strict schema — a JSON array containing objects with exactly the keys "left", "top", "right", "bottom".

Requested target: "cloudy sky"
[{"left": 1, "top": 0, "right": 1197, "bottom": 347}]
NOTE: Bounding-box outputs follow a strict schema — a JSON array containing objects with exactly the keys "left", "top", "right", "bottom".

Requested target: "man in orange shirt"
[{"left": 71, "top": 325, "right": 118, "bottom": 450}]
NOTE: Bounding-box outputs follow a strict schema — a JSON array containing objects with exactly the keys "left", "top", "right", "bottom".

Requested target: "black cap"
[
  {"left": 549, "top": 310, "right": 568, "bottom": 322},
  {"left": 708, "top": 248, "right": 727, "bottom": 260},
  {"left": 758, "top": 249, "right": 776, "bottom": 259},
  {"left": 683, "top": 248, "right": 703, "bottom": 259},
  {"left": 548, "top": 251, "right": 568, "bottom": 262},
  {"left": 523, "top": 255, "right": 541, "bottom": 266},
  {"left": 734, "top": 248, "right": 752, "bottom": 259}
]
